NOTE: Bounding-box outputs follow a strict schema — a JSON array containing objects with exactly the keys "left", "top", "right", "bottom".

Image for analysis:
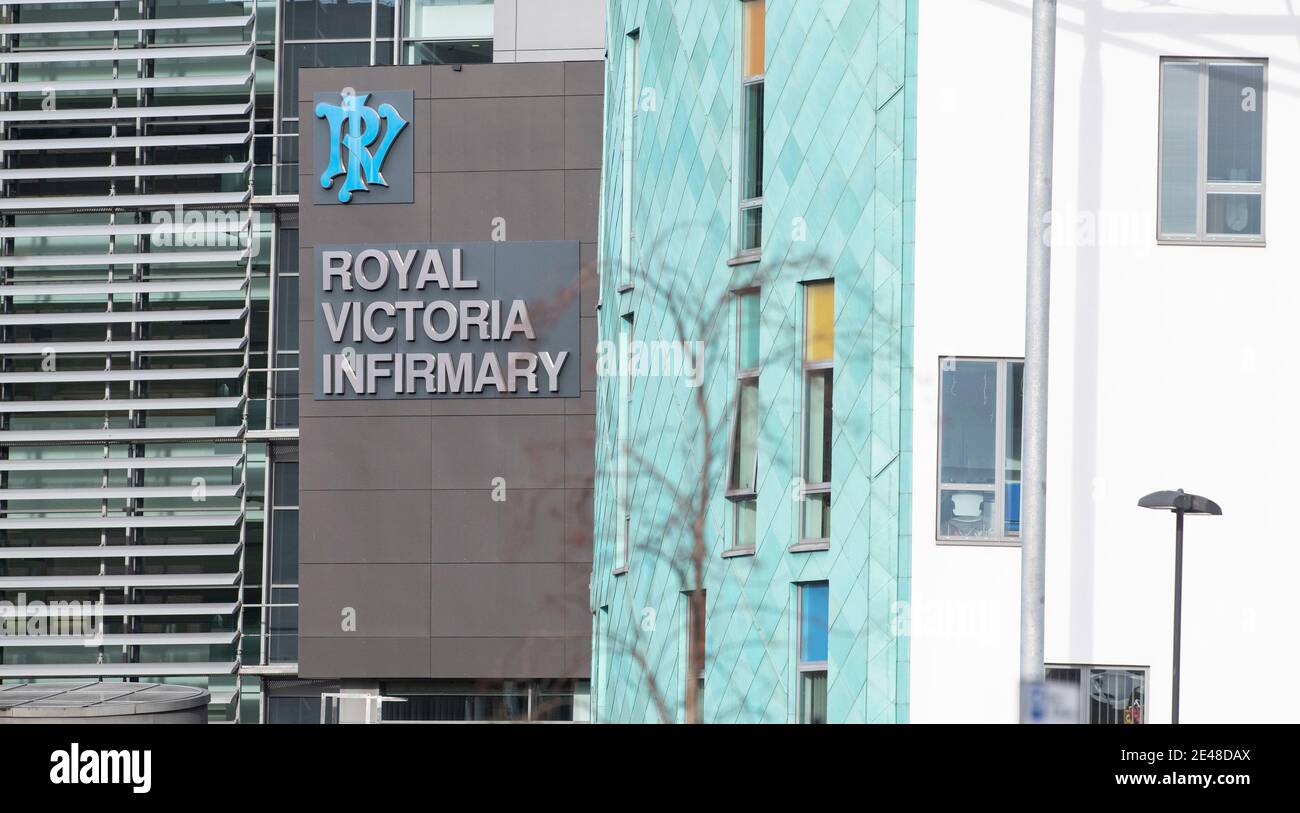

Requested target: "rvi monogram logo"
[{"left": 315, "top": 90, "right": 410, "bottom": 204}]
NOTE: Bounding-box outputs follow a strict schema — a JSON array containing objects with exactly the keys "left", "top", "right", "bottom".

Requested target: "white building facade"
[{"left": 911, "top": 0, "right": 1300, "bottom": 723}]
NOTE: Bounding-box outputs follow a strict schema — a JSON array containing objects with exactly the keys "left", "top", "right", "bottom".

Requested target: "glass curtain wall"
[
  {"left": 0, "top": 0, "right": 261, "bottom": 721},
  {"left": 3, "top": 0, "right": 501, "bottom": 723}
]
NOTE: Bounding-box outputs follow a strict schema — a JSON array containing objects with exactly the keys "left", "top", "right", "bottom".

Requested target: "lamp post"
[
  {"left": 1020, "top": 0, "right": 1057, "bottom": 690},
  {"left": 1137, "top": 489, "right": 1221, "bottom": 724}
]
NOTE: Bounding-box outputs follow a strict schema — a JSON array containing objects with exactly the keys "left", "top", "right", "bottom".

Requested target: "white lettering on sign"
[{"left": 317, "top": 246, "right": 573, "bottom": 398}]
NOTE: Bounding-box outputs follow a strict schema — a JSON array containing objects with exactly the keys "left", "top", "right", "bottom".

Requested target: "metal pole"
[
  {"left": 1172, "top": 511, "right": 1184, "bottom": 724},
  {"left": 1020, "top": 0, "right": 1057, "bottom": 686}
]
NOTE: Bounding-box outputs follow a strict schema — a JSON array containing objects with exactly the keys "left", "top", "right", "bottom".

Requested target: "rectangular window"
[
  {"left": 1046, "top": 665, "right": 1147, "bottom": 724},
  {"left": 686, "top": 590, "right": 706, "bottom": 714},
  {"left": 738, "top": 0, "right": 765, "bottom": 253},
  {"left": 405, "top": 0, "right": 495, "bottom": 40},
  {"left": 621, "top": 30, "right": 640, "bottom": 285},
  {"left": 937, "top": 358, "right": 1023, "bottom": 543},
  {"left": 272, "top": 225, "right": 301, "bottom": 430},
  {"left": 269, "top": 457, "right": 300, "bottom": 664},
  {"left": 285, "top": 0, "right": 396, "bottom": 40},
  {"left": 403, "top": 0, "right": 495, "bottom": 64},
  {"left": 727, "top": 290, "right": 760, "bottom": 551},
  {"left": 797, "top": 582, "right": 829, "bottom": 724},
  {"left": 1159, "top": 58, "right": 1265, "bottom": 243},
  {"left": 615, "top": 314, "right": 634, "bottom": 571},
  {"left": 404, "top": 40, "right": 493, "bottom": 64},
  {"left": 799, "top": 281, "right": 833, "bottom": 545},
  {"left": 593, "top": 606, "right": 609, "bottom": 722}
]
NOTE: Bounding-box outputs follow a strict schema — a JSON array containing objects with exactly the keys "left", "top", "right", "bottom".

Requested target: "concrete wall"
[
  {"left": 296, "top": 62, "right": 602, "bottom": 680},
  {"left": 912, "top": 0, "right": 1300, "bottom": 722},
  {"left": 494, "top": 0, "right": 606, "bottom": 63}
]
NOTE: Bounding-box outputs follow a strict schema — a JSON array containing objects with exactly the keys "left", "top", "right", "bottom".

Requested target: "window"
[
  {"left": 1159, "top": 58, "right": 1266, "bottom": 243},
  {"left": 937, "top": 357, "right": 1023, "bottom": 543},
  {"left": 685, "top": 589, "right": 706, "bottom": 716},
  {"left": 269, "top": 458, "right": 300, "bottom": 663},
  {"left": 797, "top": 582, "right": 829, "bottom": 724},
  {"left": 405, "top": 40, "right": 492, "bottom": 64},
  {"left": 620, "top": 30, "right": 639, "bottom": 286},
  {"left": 799, "top": 281, "right": 834, "bottom": 545},
  {"left": 727, "top": 290, "right": 760, "bottom": 551},
  {"left": 615, "top": 313, "right": 634, "bottom": 572},
  {"left": 1046, "top": 665, "right": 1147, "bottom": 724},
  {"left": 738, "top": 0, "right": 765, "bottom": 253},
  {"left": 385, "top": 690, "right": 529, "bottom": 722},
  {"left": 272, "top": 224, "right": 300, "bottom": 429},
  {"left": 285, "top": 0, "right": 395, "bottom": 40},
  {"left": 403, "top": 0, "right": 494, "bottom": 64},
  {"left": 266, "top": 694, "right": 322, "bottom": 725}
]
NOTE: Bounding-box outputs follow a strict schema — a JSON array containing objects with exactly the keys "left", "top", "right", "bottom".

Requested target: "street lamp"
[{"left": 1137, "top": 489, "right": 1221, "bottom": 724}]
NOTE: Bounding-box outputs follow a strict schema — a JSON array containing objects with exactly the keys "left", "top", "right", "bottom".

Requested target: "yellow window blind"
[
  {"left": 804, "top": 280, "right": 834, "bottom": 363},
  {"left": 742, "top": 0, "right": 765, "bottom": 79}
]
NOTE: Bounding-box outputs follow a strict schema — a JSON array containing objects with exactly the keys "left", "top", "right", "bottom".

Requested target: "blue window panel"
[{"left": 800, "top": 582, "right": 829, "bottom": 663}]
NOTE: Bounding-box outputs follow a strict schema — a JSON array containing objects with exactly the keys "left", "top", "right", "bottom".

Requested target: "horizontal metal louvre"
[
  {"left": 0, "top": 573, "right": 240, "bottom": 588},
  {"left": 0, "top": 514, "right": 243, "bottom": 530},
  {"left": 0, "top": 249, "right": 249, "bottom": 267},
  {"left": 0, "top": 279, "right": 247, "bottom": 296},
  {"left": 0, "top": 100, "right": 253, "bottom": 122},
  {"left": 0, "top": 337, "right": 248, "bottom": 356},
  {"left": 2, "top": 0, "right": 170, "bottom": 6},
  {"left": 0, "top": 396, "right": 246, "bottom": 413},
  {"left": 0, "top": 219, "right": 250, "bottom": 239},
  {"left": 0, "top": 42, "right": 255, "bottom": 64},
  {"left": 0, "top": 542, "right": 241, "bottom": 558},
  {"left": 0, "top": 306, "right": 248, "bottom": 325},
  {"left": 0, "top": 631, "right": 238, "bottom": 647},
  {"left": 0, "top": 484, "right": 242, "bottom": 501},
  {"left": 0, "top": 601, "right": 239, "bottom": 618},
  {"left": 3, "top": 194, "right": 251, "bottom": 213},
  {"left": 0, "top": 427, "right": 245, "bottom": 444},
  {"left": 0, "top": 162, "right": 252, "bottom": 181},
  {"left": 0, "top": 455, "right": 243, "bottom": 472},
  {"left": 0, "top": 15, "right": 253, "bottom": 35},
  {"left": 0, "top": 663, "right": 239, "bottom": 678},
  {"left": 1, "top": 191, "right": 250, "bottom": 211},
  {"left": 0, "top": 367, "right": 245, "bottom": 384},
  {"left": 0, "top": 132, "right": 251, "bottom": 153},
  {"left": 0, "top": 0, "right": 256, "bottom": 696},
  {"left": 0, "top": 74, "right": 252, "bottom": 94}
]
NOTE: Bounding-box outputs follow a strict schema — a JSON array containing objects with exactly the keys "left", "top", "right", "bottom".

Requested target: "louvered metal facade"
[
  {"left": 1, "top": 0, "right": 256, "bottom": 715},
  {"left": 2, "top": 0, "right": 604, "bottom": 724}
]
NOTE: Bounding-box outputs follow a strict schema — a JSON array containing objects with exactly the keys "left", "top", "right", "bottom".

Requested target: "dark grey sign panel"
[
  {"left": 313, "top": 240, "right": 580, "bottom": 399},
  {"left": 311, "top": 90, "right": 415, "bottom": 205}
]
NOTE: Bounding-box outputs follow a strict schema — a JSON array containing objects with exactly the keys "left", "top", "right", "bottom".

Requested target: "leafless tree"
[{"left": 586, "top": 227, "right": 833, "bottom": 724}]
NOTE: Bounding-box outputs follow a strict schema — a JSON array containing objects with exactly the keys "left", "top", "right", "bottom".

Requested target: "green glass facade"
[{"left": 591, "top": 0, "right": 917, "bottom": 723}]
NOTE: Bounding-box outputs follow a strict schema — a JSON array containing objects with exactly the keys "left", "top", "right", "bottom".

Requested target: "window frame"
[
  {"left": 613, "top": 313, "right": 635, "bottom": 574},
  {"left": 796, "top": 581, "right": 829, "bottom": 724},
  {"left": 684, "top": 588, "right": 707, "bottom": 712},
  {"left": 797, "top": 280, "right": 833, "bottom": 549},
  {"left": 726, "top": 288, "right": 760, "bottom": 554},
  {"left": 935, "top": 356, "right": 1023, "bottom": 546},
  {"left": 400, "top": 0, "right": 496, "bottom": 65},
  {"left": 1157, "top": 56, "right": 1268, "bottom": 246},
  {"left": 737, "top": 0, "right": 764, "bottom": 256},
  {"left": 1046, "top": 663, "right": 1149, "bottom": 725},
  {"left": 620, "top": 29, "right": 640, "bottom": 286}
]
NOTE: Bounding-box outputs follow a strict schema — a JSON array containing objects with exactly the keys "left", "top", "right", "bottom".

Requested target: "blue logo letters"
[{"left": 316, "top": 91, "right": 409, "bottom": 203}]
